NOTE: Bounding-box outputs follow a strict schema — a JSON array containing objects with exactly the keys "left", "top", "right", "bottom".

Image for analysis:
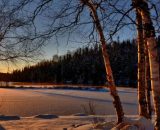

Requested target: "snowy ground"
[
  {"left": 0, "top": 88, "right": 138, "bottom": 116},
  {"left": 0, "top": 88, "right": 154, "bottom": 130}
]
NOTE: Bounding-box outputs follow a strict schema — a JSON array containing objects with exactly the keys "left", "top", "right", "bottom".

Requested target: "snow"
[
  {"left": 112, "top": 116, "right": 154, "bottom": 130},
  {"left": 0, "top": 88, "right": 154, "bottom": 129},
  {"left": 0, "top": 115, "right": 154, "bottom": 130},
  {"left": 0, "top": 88, "right": 139, "bottom": 116}
]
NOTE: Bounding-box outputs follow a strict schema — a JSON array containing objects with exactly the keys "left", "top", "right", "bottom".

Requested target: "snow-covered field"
[
  {"left": 0, "top": 88, "right": 154, "bottom": 130},
  {"left": 0, "top": 88, "right": 138, "bottom": 116}
]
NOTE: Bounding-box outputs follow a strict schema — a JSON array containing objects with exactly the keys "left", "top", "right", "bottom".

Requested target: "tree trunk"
[
  {"left": 138, "top": 0, "right": 160, "bottom": 129},
  {"left": 145, "top": 42, "right": 152, "bottom": 119},
  {"left": 81, "top": 0, "right": 124, "bottom": 123},
  {"left": 135, "top": 7, "right": 149, "bottom": 118}
]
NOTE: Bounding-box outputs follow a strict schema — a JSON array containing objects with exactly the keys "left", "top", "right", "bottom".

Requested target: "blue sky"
[{"left": 0, "top": 0, "right": 158, "bottom": 73}]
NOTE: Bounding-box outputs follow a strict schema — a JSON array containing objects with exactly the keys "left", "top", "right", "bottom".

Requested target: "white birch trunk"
[
  {"left": 139, "top": 0, "right": 160, "bottom": 129},
  {"left": 135, "top": 7, "right": 149, "bottom": 118},
  {"left": 80, "top": 0, "right": 124, "bottom": 123}
]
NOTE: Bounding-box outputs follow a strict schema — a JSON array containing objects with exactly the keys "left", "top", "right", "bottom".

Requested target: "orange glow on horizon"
[{"left": 0, "top": 62, "right": 33, "bottom": 73}]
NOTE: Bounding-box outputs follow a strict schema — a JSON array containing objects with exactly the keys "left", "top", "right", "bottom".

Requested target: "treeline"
[
  {"left": 1, "top": 38, "right": 159, "bottom": 87},
  {"left": 0, "top": 73, "right": 10, "bottom": 81},
  {"left": 9, "top": 39, "right": 139, "bottom": 87}
]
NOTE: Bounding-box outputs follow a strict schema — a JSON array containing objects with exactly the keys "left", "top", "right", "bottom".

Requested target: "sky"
[
  {"left": 0, "top": 29, "right": 136, "bottom": 73},
  {"left": 0, "top": 24, "right": 136, "bottom": 73},
  {"left": 0, "top": 0, "right": 155, "bottom": 73}
]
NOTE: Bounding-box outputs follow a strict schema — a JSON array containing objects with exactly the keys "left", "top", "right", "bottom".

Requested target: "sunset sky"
[
  {"left": 0, "top": 28, "right": 136, "bottom": 73},
  {"left": 0, "top": 0, "right": 154, "bottom": 73}
]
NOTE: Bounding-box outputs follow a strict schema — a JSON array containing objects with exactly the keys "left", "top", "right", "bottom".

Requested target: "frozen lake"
[{"left": 0, "top": 88, "right": 138, "bottom": 116}]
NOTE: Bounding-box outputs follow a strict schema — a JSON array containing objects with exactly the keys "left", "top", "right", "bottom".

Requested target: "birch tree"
[
  {"left": 133, "top": 0, "right": 160, "bottom": 129},
  {"left": 80, "top": 0, "right": 124, "bottom": 123},
  {"left": 134, "top": 4, "right": 149, "bottom": 118},
  {"left": 145, "top": 39, "right": 152, "bottom": 119},
  {"left": 108, "top": 0, "right": 158, "bottom": 121}
]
